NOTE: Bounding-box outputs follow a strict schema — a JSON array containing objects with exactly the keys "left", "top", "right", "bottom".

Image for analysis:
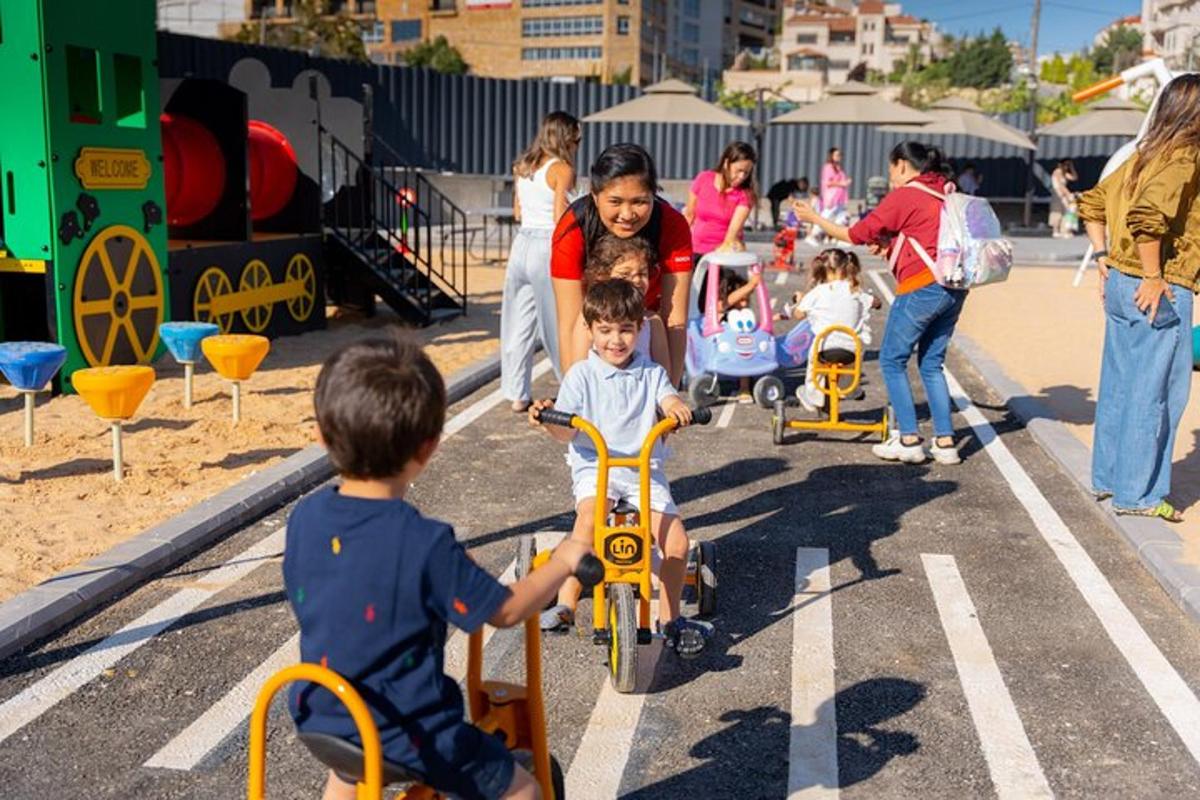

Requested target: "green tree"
[
  {"left": 233, "top": 0, "right": 367, "bottom": 62},
  {"left": 1091, "top": 25, "right": 1142, "bottom": 75},
  {"left": 947, "top": 28, "right": 1013, "bottom": 89},
  {"left": 610, "top": 66, "right": 633, "bottom": 86},
  {"left": 403, "top": 35, "right": 468, "bottom": 74},
  {"left": 1040, "top": 53, "right": 1068, "bottom": 84}
]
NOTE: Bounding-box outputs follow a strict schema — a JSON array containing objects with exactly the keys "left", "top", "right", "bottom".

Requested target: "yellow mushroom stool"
[
  {"left": 200, "top": 334, "right": 270, "bottom": 424},
  {"left": 72, "top": 366, "right": 155, "bottom": 482}
]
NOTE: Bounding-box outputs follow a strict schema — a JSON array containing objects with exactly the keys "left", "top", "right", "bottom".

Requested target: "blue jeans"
[
  {"left": 1092, "top": 269, "right": 1194, "bottom": 510},
  {"left": 880, "top": 283, "right": 968, "bottom": 438}
]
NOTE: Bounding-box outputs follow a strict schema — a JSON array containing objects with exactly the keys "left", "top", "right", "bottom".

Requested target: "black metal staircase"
[{"left": 318, "top": 127, "right": 469, "bottom": 326}]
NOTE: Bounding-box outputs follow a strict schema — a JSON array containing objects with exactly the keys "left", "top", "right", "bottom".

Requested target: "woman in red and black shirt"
[
  {"left": 551, "top": 144, "right": 693, "bottom": 384},
  {"left": 794, "top": 141, "right": 967, "bottom": 466}
]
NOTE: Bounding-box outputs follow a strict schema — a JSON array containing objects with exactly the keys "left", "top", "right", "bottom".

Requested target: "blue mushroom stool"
[
  {"left": 0, "top": 342, "right": 68, "bottom": 446},
  {"left": 159, "top": 322, "right": 220, "bottom": 408}
]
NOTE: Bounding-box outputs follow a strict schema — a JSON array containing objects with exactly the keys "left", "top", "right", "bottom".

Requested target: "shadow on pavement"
[{"left": 623, "top": 678, "right": 926, "bottom": 798}]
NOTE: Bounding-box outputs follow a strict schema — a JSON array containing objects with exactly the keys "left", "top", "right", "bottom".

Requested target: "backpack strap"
[{"left": 886, "top": 183, "right": 944, "bottom": 272}]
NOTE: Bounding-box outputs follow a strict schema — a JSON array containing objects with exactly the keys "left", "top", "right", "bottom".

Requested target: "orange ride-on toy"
[
  {"left": 773, "top": 226, "right": 798, "bottom": 270},
  {"left": 247, "top": 556, "right": 604, "bottom": 800},
  {"left": 771, "top": 325, "right": 888, "bottom": 445},
  {"left": 532, "top": 405, "right": 714, "bottom": 693}
]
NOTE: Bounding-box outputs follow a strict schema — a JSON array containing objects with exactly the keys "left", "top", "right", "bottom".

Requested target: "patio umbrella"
[
  {"left": 1037, "top": 96, "right": 1144, "bottom": 137},
  {"left": 769, "top": 81, "right": 933, "bottom": 125},
  {"left": 879, "top": 97, "right": 1035, "bottom": 149},
  {"left": 582, "top": 78, "right": 749, "bottom": 126}
]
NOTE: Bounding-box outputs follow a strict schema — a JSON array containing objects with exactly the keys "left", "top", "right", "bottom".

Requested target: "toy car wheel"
[
  {"left": 688, "top": 373, "right": 720, "bottom": 407},
  {"left": 607, "top": 584, "right": 638, "bottom": 693},
  {"left": 683, "top": 543, "right": 698, "bottom": 603},
  {"left": 516, "top": 534, "right": 537, "bottom": 579},
  {"left": 772, "top": 400, "right": 786, "bottom": 445},
  {"left": 696, "top": 541, "right": 717, "bottom": 618},
  {"left": 753, "top": 375, "right": 785, "bottom": 408},
  {"left": 550, "top": 755, "right": 566, "bottom": 800}
]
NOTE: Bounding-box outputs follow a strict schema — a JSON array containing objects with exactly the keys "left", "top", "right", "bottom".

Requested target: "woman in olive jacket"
[{"left": 1078, "top": 74, "right": 1200, "bottom": 522}]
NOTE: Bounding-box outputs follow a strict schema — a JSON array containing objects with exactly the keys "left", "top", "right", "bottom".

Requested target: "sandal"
[
  {"left": 1091, "top": 489, "right": 1113, "bottom": 502},
  {"left": 1113, "top": 500, "right": 1183, "bottom": 523},
  {"left": 737, "top": 392, "right": 754, "bottom": 405},
  {"left": 662, "top": 618, "right": 712, "bottom": 658},
  {"left": 539, "top": 604, "right": 574, "bottom": 632}
]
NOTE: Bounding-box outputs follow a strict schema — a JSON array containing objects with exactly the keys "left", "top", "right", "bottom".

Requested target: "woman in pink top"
[
  {"left": 820, "top": 147, "right": 851, "bottom": 213},
  {"left": 682, "top": 141, "right": 757, "bottom": 261}
]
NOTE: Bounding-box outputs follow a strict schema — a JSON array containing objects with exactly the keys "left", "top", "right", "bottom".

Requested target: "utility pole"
[{"left": 1022, "top": 0, "right": 1041, "bottom": 228}]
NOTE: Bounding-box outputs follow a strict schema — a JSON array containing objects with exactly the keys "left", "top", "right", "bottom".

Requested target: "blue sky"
[{"left": 899, "top": 0, "right": 1142, "bottom": 56}]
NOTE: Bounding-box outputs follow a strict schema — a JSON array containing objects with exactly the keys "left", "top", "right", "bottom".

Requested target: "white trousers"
[{"left": 500, "top": 228, "right": 561, "bottom": 401}]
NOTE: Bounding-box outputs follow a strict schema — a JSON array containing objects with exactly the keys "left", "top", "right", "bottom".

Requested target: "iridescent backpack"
[{"left": 888, "top": 182, "right": 1013, "bottom": 289}]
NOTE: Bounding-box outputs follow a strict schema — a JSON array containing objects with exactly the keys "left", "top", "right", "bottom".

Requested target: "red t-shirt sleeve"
[
  {"left": 550, "top": 208, "right": 585, "bottom": 280},
  {"left": 658, "top": 202, "right": 694, "bottom": 274},
  {"left": 848, "top": 191, "right": 901, "bottom": 246}
]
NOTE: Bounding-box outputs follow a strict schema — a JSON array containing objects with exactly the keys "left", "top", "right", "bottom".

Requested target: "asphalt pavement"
[{"left": 1, "top": 264, "right": 1198, "bottom": 799}]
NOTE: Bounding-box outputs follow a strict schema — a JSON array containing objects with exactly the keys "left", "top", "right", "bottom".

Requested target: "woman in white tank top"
[{"left": 501, "top": 112, "right": 581, "bottom": 411}]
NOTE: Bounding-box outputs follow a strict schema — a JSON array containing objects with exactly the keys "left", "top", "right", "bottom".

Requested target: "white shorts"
[{"left": 570, "top": 463, "right": 677, "bottom": 516}]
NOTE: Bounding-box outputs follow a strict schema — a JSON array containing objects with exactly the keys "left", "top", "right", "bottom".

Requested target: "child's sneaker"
[
  {"left": 796, "top": 385, "right": 822, "bottom": 413},
  {"left": 872, "top": 434, "right": 928, "bottom": 464},
  {"left": 661, "top": 618, "right": 712, "bottom": 658},
  {"left": 928, "top": 440, "right": 962, "bottom": 465},
  {"left": 539, "top": 604, "right": 574, "bottom": 632}
]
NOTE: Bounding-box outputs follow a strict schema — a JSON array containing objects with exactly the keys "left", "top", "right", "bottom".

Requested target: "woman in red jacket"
[
  {"left": 551, "top": 144, "right": 693, "bottom": 384},
  {"left": 794, "top": 141, "right": 965, "bottom": 466}
]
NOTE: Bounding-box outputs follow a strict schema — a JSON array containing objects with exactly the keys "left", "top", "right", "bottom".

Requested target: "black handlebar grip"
[
  {"left": 575, "top": 554, "right": 605, "bottom": 590},
  {"left": 535, "top": 408, "right": 575, "bottom": 428},
  {"left": 691, "top": 406, "right": 713, "bottom": 426}
]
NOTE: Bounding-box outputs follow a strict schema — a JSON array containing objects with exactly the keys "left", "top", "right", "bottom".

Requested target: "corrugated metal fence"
[{"left": 158, "top": 32, "right": 1131, "bottom": 198}]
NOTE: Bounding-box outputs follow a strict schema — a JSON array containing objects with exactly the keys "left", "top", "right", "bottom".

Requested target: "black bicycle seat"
[
  {"left": 298, "top": 731, "right": 424, "bottom": 786},
  {"left": 820, "top": 348, "right": 856, "bottom": 365},
  {"left": 611, "top": 499, "right": 638, "bottom": 518}
]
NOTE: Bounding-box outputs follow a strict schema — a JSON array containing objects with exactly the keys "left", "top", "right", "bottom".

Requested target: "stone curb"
[
  {"left": 0, "top": 352, "right": 503, "bottom": 661},
  {"left": 953, "top": 333, "right": 1200, "bottom": 625}
]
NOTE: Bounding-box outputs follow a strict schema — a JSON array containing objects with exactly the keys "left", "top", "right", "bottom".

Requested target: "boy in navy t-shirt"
[{"left": 284, "top": 334, "right": 591, "bottom": 800}]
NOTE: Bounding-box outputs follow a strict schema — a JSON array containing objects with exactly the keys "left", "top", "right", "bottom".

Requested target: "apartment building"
[
  {"left": 1141, "top": 0, "right": 1200, "bottom": 68},
  {"left": 724, "top": 0, "right": 779, "bottom": 63},
  {"left": 158, "top": 0, "right": 247, "bottom": 38},
  {"left": 223, "top": 1, "right": 379, "bottom": 39},
  {"left": 365, "top": 1, "right": 722, "bottom": 86}
]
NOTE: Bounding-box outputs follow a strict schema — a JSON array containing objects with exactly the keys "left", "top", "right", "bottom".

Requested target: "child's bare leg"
[
  {"left": 554, "top": 498, "right": 596, "bottom": 610},
  {"left": 321, "top": 771, "right": 358, "bottom": 800},
  {"left": 651, "top": 511, "right": 689, "bottom": 624},
  {"left": 502, "top": 764, "right": 542, "bottom": 799},
  {"left": 738, "top": 376, "right": 752, "bottom": 399}
]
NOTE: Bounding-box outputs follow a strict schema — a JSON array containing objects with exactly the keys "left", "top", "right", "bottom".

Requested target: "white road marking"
[
  {"left": 564, "top": 600, "right": 662, "bottom": 799},
  {"left": 442, "top": 359, "right": 552, "bottom": 439},
  {"left": 788, "top": 547, "right": 839, "bottom": 799},
  {"left": 0, "top": 368, "right": 529, "bottom": 749},
  {"left": 922, "top": 554, "right": 1052, "bottom": 799},
  {"left": 868, "top": 269, "right": 1200, "bottom": 765},
  {"left": 145, "top": 633, "right": 300, "bottom": 771},
  {"left": 775, "top": 271, "right": 789, "bottom": 285},
  {"left": 0, "top": 530, "right": 286, "bottom": 746},
  {"left": 771, "top": 296, "right": 779, "bottom": 310},
  {"left": 716, "top": 401, "right": 737, "bottom": 429}
]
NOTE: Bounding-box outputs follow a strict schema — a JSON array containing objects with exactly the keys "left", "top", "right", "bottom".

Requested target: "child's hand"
[
  {"left": 792, "top": 200, "right": 818, "bottom": 221},
  {"left": 665, "top": 402, "right": 693, "bottom": 428},
  {"left": 550, "top": 538, "right": 592, "bottom": 573},
  {"left": 528, "top": 398, "right": 554, "bottom": 428},
  {"left": 747, "top": 272, "right": 762, "bottom": 287}
]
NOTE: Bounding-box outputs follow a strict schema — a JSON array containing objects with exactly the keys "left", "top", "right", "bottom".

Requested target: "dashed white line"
[
  {"left": 868, "top": 268, "right": 1200, "bottom": 765},
  {"left": 775, "top": 271, "right": 789, "bottom": 286},
  {"left": 716, "top": 401, "right": 738, "bottom": 429},
  {"left": 788, "top": 547, "right": 839, "bottom": 800},
  {"left": 442, "top": 358, "right": 552, "bottom": 439},
  {"left": 922, "top": 554, "right": 1052, "bottom": 799}
]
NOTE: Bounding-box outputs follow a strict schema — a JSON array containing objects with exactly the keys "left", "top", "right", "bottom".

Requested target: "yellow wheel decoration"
[
  {"left": 285, "top": 253, "right": 317, "bottom": 322},
  {"left": 194, "top": 266, "right": 235, "bottom": 333},
  {"left": 238, "top": 259, "right": 274, "bottom": 333},
  {"left": 608, "top": 594, "right": 619, "bottom": 677},
  {"left": 73, "top": 225, "right": 164, "bottom": 367}
]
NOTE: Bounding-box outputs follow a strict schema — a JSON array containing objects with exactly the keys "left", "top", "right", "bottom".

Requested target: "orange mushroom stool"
[
  {"left": 72, "top": 366, "right": 156, "bottom": 481},
  {"left": 201, "top": 334, "right": 270, "bottom": 423}
]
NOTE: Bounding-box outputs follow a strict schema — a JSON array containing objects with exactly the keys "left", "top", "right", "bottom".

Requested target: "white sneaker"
[
  {"left": 796, "top": 385, "right": 821, "bottom": 413},
  {"left": 928, "top": 441, "right": 962, "bottom": 465},
  {"left": 872, "top": 435, "right": 928, "bottom": 464}
]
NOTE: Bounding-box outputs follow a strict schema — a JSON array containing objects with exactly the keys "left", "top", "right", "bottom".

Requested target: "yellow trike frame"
[
  {"left": 772, "top": 325, "right": 889, "bottom": 442},
  {"left": 247, "top": 615, "right": 558, "bottom": 800}
]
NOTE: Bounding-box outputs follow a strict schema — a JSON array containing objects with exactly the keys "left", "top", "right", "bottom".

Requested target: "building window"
[
  {"left": 681, "top": 47, "right": 699, "bottom": 66},
  {"left": 523, "top": 0, "right": 602, "bottom": 5},
  {"left": 522, "top": 15, "right": 604, "bottom": 37},
  {"left": 522, "top": 45, "right": 603, "bottom": 60},
  {"left": 788, "top": 54, "right": 826, "bottom": 71},
  {"left": 391, "top": 19, "right": 422, "bottom": 41},
  {"left": 363, "top": 20, "right": 386, "bottom": 43},
  {"left": 113, "top": 54, "right": 145, "bottom": 128},
  {"left": 682, "top": 0, "right": 699, "bottom": 16},
  {"left": 795, "top": 33, "right": 817, "bottom": 44},
  {"left": 617, "top": 16, "right": 629, "bottom": 34},
  {"left": 66, "top": 45, "right": 102, "bottom": 125},
  {"left": 682, "top": 22, "right": 699, "bottom": 43},
  {"left": 828, "top": 59, "right": 850, "bottom": 69}
]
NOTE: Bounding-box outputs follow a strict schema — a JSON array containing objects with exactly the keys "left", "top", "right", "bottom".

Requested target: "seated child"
[
  {"left": 579, "top": 234, "right": 670, "bottom": 371},
  {"left": 531, "top": 280, "right": 711, "bottom": 656},
  {"left": 780, "top": 249, "right": 881, "bottom": 410},
  {"left": 695, "top": 266, "right": 764, "bottom": 403},
  {"left": 284, "top": 334, "right": 591, "bottom": 800}
]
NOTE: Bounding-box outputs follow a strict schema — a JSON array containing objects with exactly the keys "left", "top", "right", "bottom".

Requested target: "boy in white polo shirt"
[{"left": 529, "top": 279, "right": 710, "bottom": 656}]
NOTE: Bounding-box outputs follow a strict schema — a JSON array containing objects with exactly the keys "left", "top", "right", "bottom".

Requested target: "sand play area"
[{"left": 0, "top": 264, "right": 507, "bottom": 603}]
